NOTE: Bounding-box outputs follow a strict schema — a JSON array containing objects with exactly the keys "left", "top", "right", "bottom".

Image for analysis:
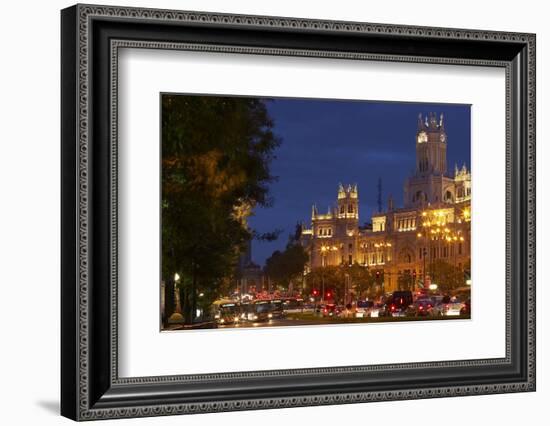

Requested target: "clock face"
[{"left": 417, "top": 131, "right": 427, "bottom": 144}]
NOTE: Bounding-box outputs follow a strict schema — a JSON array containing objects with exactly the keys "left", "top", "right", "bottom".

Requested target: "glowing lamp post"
[{"left": 168, "top": 272, "right": 184, "bottom": 323}]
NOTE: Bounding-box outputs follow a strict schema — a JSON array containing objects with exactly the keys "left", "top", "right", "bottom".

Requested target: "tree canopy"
[
  {"left": 264, "top": 243, "right": 309, "bottom": 291},
  {"left": 162, "top": 95, "right": 280, "bottom": 322},
  {"left": 305, "top": 263, "right": 377, "bottom": 302}
]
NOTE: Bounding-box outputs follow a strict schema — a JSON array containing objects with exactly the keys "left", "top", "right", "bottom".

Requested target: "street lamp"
[
  {"left": 319, "top": 244, "right": 338, "bottom": 303},
  {"left": 168, "top": 272, "right": 183, "bottom": 323}
]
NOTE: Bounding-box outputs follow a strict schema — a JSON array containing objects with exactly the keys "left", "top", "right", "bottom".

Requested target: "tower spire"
[{"left": 418, "top": 113, "right": 424, "bottom": 130}]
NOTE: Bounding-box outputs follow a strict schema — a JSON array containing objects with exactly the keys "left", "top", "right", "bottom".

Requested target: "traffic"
[{"left": 204, "top": 287, "right": 471, "bottom": 329}]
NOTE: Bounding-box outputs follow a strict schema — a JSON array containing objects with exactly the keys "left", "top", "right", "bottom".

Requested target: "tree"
[
  {"left": 264, "top": 244, "right": 309, "bottom": 292},
  {"left": 305, "top": 265, "right": 345, "bottom": 301},
  {"left": 305, "top": 263, "right": 375, "bottom": 303},
  {"left": 162, "top": 95, "right": 280, "bottom": 323},
  {"left": 347, "top": 263, "right": 376, "bottom": 299},
  {"left": 429, "top": 259, "right": 464, "bottom": 292},
  {"left": 397, "top": 270, "right": 414, "bottom": 291}
]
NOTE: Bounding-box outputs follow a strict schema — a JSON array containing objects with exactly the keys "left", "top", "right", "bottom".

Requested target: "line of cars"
[{"left": 318, "top": 290, "right": 471, "bottom": 319}]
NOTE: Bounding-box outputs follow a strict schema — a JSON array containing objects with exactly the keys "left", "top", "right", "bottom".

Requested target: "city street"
[
  {"left": 218, "top": 317, "right": 322, "bottom": 328},
  {"left": 215, "top": 311, "right": 470, "bottom": 329}
]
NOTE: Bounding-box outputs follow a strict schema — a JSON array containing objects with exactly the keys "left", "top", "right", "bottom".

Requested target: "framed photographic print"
[{"left": 61, "top": 4, "right": 536, "bottom": 421}]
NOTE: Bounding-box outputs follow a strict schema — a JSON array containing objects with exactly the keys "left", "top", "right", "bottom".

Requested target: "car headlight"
[
  {"left": 268, "top": 313, "right": 273, "bottom": 319},
  {"left": 220, "top": 318, "right": 225, "bottom": 323}
]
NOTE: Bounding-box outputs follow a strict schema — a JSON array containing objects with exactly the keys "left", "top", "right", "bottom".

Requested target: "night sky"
[{"left": 247, "top": 98, "right": 471, "bottom": 267}]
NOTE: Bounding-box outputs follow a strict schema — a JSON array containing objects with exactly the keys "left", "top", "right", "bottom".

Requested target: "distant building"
[
  {"left": 300, "top": 113, "right": 471, "bottom": 293},
  {"left": 237, "top": 240, "right": 264, "bottom": 294}
]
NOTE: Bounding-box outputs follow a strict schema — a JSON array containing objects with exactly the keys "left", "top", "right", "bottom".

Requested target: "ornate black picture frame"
[{"left": 61, "top": 4, "right": 536, "bottom": 421}]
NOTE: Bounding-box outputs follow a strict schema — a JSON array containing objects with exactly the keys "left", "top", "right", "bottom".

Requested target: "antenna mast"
[{"left": 377, "top": 177, "right": 382, "bottom": 213}]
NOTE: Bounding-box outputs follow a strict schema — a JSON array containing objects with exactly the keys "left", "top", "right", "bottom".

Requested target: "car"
[
  {"left": 269, "top": 299, "right": 285, "bottom": 318},
  {"left": 430, "top": 295, "right": 445, "bottom": 307},
  {"left": 433, "top": 295, "right": 465, "bottom": 317},
  {"left": 368, "top": 302, "right": 388, "bottom": 318},
  {"left": 241, "top": 301, "right": 272, "bottom": 322},
  {"left": 302, "top": 303, "right": 316, "bottom": 313},
  {"left": 355, "top": 300, "right": 375, "bottom": 318},
  {"left": 322, "top": 304, "right": 341, "bottom": 317},
  {"left": 282, "top": 298, "right": 305, "bottom": 313},
  {"left": 388, "top": 291, "right": 414, "bottom": 317},
  {"left": 460, "top": 299, "right": 471, "bottom": 316},
  {"left": 408, "top": 299, "right": 435, "bottom": 317}
]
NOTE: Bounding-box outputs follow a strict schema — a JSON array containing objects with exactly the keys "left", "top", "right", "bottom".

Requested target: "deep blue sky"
[{"left": 248, "top": 98, "right": 471, "bottom": 267}]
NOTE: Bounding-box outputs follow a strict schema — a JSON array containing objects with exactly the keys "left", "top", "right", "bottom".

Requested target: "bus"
[
  {"left": 241, "top": 300, "right": 272, "bottom": 322},
  {"left": 214, "top": 302, "right": 241, "bottom": 325}
]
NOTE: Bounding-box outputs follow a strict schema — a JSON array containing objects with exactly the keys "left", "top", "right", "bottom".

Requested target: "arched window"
[
  {"left": 348, "top": 204, "right": 354, "bottom": 213},
  {"left": 444, "top": 190, "right": 453, "bottom": 203}
]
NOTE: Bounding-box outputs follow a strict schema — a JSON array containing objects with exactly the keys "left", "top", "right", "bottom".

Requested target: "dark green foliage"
[
  {"left": 428, "top": 259, "right": 467, "bottom": 292},
  {"left": 306, "top": 263, "right": 377, "bottom": 302},
  {"left": 264, "top": 244, "right": 309, "bottom": 290},
  {"left": 161, "top": 95, "right": 280, "bottom": 323}
]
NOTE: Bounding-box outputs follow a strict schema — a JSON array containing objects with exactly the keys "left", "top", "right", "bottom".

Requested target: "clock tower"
[
  {"left": 415, "top": 112, "right": 447, "bottom": 177},
  {"left": 404, "top": 112, "right": 459, "bottom": 209}
]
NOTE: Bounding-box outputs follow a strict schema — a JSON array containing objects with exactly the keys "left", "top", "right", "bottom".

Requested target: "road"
[
  {"left": 217, "top": 317, "right": 323, "bottom": 328},
  {"left": 215, "top": 312, "right": 469, "bottom": 329}
]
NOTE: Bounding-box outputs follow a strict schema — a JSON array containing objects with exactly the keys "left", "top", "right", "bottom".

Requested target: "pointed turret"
[
  {"left": 418, "top": 113, "right": 424, "bottom": 130},
  {"left": 337, "top": 183, "right": 346, "bottom": 199}
]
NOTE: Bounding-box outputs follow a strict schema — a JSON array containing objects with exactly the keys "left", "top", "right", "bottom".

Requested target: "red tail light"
[{"left": 419, "top": 306, "right": 423, "bottom": 310}]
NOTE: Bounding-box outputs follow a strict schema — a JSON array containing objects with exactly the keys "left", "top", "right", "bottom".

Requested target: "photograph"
[
  {"left": 160, "top": 95, "right": 472, "bottom": 331},
  {"left": 57, "top": 3, "right": 536, "bottom": 420}
]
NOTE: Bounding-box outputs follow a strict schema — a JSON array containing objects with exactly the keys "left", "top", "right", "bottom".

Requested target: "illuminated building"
[{"left": 300, "top": 113, "right": 471, "bottom": 293}]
